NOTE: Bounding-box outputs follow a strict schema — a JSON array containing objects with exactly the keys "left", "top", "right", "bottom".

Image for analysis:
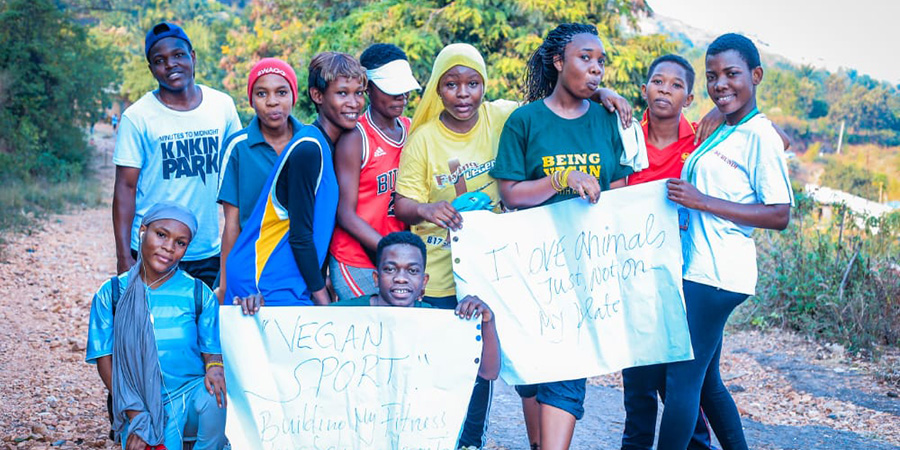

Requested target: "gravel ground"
[
  {"left": 1, "top": 126, "right": 897, "bottom": 449},
  {"left": 485, "top": 370, "right": 900, "bottom": 450}
]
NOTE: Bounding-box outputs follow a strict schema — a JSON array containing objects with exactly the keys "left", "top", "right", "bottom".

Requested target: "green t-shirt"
[
  {"left": 331, "top": 295, "right": 434, "bottom": 308},
  {"left": 490, "top": 100, "right": 632, "bottom": 205}
]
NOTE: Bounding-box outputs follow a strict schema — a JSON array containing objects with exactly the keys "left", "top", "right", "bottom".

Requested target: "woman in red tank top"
[{"left": 329, "top": 43, "right": 421, "bottom": 301}]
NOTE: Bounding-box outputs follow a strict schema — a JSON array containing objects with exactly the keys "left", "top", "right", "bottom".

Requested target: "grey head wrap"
[{"left": 111, "top": 202, "right": 197, "bottom": 444}]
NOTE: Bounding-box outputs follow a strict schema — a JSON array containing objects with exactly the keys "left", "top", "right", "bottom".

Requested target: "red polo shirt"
[{"left": 627, "top": 111, "right": 698, "bottom": 186}]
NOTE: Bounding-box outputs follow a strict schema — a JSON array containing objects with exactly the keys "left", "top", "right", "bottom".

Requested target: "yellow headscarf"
[{"left": 410, "top": 43, "right": 488, "bottom": 133}]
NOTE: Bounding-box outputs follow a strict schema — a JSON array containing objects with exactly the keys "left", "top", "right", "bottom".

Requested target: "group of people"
[{"left": 85, "top": 18, "right": 793, "bottom": 450}]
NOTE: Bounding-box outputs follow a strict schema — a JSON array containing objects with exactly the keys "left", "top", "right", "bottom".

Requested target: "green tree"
[
  {"left": 820, "top": 160, "right": 888, "bottom": 202},
  {"left": 220, "top": 0, "right": 673, "bottom": 121},
  {"left": 0, "top": 0, "right": 114, "bottom": 181},
  {"left": 757, "top": 68, "right": 820, "bottom": 118},
  {"left": 62, "top": 0, "right": 238, "bottom": 103}
]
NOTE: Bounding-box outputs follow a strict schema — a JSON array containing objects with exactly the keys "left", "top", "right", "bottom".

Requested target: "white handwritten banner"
[
  {"left": 220, "top": 306, "right": 482, "bottom": 450},
  {"left": 452, "top": 180, "right": 692, "bottom": 385}
]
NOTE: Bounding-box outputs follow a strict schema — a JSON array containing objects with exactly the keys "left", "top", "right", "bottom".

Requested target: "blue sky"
[{"left": 647, "top": 0, "right": 899, "bottom": 84}]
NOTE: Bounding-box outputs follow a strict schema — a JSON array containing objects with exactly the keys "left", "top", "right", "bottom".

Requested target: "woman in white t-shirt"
[{"left": 660, "top": 33, "right": 794, "bottom": 450}]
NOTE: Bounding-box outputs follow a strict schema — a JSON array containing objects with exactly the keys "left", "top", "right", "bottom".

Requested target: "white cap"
[{"left": 366, "top": 59, "right": 421, "bottom": 95}]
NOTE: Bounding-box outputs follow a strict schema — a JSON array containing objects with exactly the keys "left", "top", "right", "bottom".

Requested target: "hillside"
[{"left": 634, "top": 13, "right": 900, "bottom": 202}]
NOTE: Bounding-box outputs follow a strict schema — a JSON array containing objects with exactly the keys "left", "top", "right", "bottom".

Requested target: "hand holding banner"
[{"left": 221, "top": 306, "right": 482, "bottom": 450}]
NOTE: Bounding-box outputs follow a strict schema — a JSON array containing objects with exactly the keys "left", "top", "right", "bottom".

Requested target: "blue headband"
[{"left": 142, "top": 202, "right": 198, "bottom": 240}]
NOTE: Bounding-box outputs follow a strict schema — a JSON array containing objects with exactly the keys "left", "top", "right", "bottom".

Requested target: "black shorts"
[{"left": 515, "top": 378, "right": 587, "bottom": 420}]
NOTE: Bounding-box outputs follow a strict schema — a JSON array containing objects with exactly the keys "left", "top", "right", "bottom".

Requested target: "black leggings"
[{"left": 657, "top": 280, "right": 749, "bottom": 450}]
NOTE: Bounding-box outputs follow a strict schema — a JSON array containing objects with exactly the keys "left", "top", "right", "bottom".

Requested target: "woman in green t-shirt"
[{"left": 490, "top": 23, "right": 633, "bottom": 450}]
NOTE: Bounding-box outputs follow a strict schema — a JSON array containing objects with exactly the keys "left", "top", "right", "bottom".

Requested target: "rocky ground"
[{"left": 1, "top": 125, "right": 897, "bottom": 449}]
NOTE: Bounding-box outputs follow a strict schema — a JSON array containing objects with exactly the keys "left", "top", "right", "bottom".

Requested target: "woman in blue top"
[
  {"left": 86, "top": 202, "right": 226, "bottom": 450},
  {"left": 660, "top": 34, "right": 793, "bottom": 450}
]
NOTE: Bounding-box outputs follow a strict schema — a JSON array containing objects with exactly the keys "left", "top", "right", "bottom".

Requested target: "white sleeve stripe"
[
  {"left": 217, "top": 133, "right": 248, "bottom": 195},
  {"left": 358, "top": 122, "right": 369, "bottom": 170}
]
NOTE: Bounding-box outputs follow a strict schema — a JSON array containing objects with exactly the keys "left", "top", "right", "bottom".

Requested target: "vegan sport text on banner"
[
  {"left": 452, "top": 180, "right": 692, "bottom": 385},
  {"left": 220, "top": 306, "right": 482, "bottom": 450}
]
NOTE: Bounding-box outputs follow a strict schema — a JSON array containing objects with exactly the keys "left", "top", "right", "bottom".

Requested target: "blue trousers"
[
  {"left": 423, "top": 295, "right": 493, "bottom": 448},
  {"left": 622, "top": 364, "right": 715, "bottom": 449},
  {"left": 657, "top": 281, "right": 748, "bottom": 450},
  {"left": 122, "top": 380, "right": 226, "bottom": 450}
]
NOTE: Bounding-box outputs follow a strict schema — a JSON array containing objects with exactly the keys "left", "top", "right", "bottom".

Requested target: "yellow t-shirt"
[{"left": 396, "top": 99, "right": 518, "bottom": 297}]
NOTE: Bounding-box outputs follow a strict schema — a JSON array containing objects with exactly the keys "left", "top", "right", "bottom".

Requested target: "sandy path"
[{"left": 0, "top": 125, "right": 117, "bottom": 449}]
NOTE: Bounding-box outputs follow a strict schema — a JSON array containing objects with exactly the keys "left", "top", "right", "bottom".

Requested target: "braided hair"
[{"left": 525, "top": 23, "right": 599, "bottom": 103}]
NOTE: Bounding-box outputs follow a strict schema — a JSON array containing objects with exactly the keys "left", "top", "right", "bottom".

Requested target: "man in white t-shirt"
[{"left": 112, "top": 22, "right": 242, "bottom": 286}]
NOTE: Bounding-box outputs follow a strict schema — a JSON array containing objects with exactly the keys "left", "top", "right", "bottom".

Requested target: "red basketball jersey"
[{"left": 329, "top": 110, "right": 410, "bottom": 268}]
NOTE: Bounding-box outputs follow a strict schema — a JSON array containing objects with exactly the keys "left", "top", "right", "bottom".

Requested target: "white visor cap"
[{"left": 367, "top": 59, "right": 421, "bottom": 95}]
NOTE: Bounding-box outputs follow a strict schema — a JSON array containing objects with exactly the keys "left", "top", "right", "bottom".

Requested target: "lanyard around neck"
[{"left": 684, "top": 107, "right": 758, "bottom": 183}]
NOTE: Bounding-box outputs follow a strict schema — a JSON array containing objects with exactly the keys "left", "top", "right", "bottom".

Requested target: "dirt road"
[{"left": 0, "top": 125, "right": 897, "bottom": 449}]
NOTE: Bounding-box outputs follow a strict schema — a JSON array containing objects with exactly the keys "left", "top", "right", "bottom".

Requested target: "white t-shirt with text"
[
  {"left": 113, "top": 85, "right": 242, "bottom": 261},
  {"left": 680, "top": 114, "right": 794, "bottom": 295}
]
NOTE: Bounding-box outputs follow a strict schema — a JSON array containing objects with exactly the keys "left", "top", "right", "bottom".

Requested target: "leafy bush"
[
  {"left": 737, "top": 193, "right": 900, "bottom": 352},
  {"left": 0, "top": 0, "right": 112, "bottom": 238},
  {"left": 819, "top": 144, "right": 900, "bottom": 202},
  {"left": 0, "top": 174, "right": 103, "bottom": 249},
  {"left": 0, "top": 0, "right": 112, "bottom": 182}
]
